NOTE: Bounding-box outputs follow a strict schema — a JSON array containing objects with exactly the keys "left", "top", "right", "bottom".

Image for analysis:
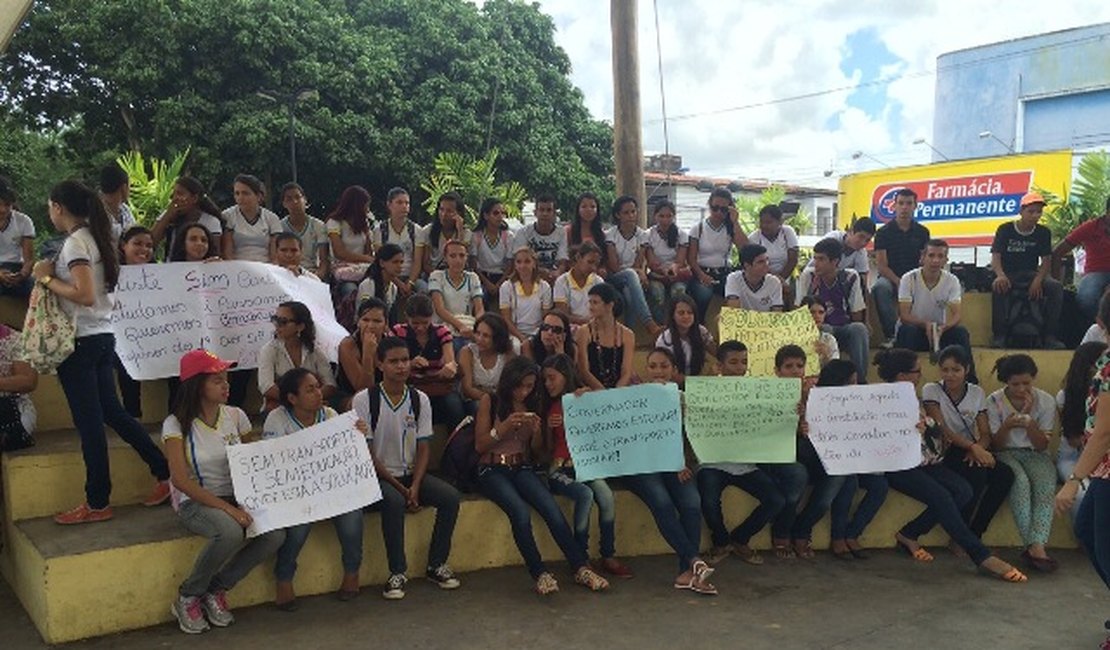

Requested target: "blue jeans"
[
  {"left": 374, "top": 474, "right": 460, "bottom": 574},
  {"left": 757, "top": 462, "right": 808, "bottom": 540},
  {"left": 826, "top": 322, "right": 870, "bottom": 384},
  {"left": 478, "top": 465, "right": 586, "bottom": 578},
  {"left": 0, "top": 263, "right": 33, "bottom": 297},
  {"left": 1075, "top": 477, "right": 1110, "bottom": 590},
  {"left": 793, "top": 437, "right": 848, "bottom": 540},
  {"left": 688, "top": 275, "right": 725, "bottom": 323},
  {"left": 57, "top": 333, "right": 169, "bottom": 509},
  {"left": 177, "top": 500, "right": 286, "bottom": 597},
  {"left": 871, "top": 276, "right": 898, "bottom": 339},
  {"left": 886, "top": 464, "right": 990, "bottom": 565},
  {"left": 698, "top": 467, "right": 787, "bottom": 547},
  {"left": 625, "top": 472, "right": 702, "bottom": 572},
  {"left": 1078, "top": 271, "right": 1110, "bottom": 320},
  {"left": 647, "top": 279, "right": 688, "bottom": 325},
  {"left": 548, "top": 469, "right": 617, "bottom": 559},
  {"left": 275, "top": 508, "right": 364, "bottom": 581},
  {"left": 607, "top": 269, "right": 655, "bottom": 329},
  {"left": 830, "top": 474, "right": 889, "bottom": 540}
]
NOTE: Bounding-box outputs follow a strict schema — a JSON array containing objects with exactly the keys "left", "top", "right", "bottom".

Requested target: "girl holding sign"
[
  {"left": 264, "top": 368, "right": 368, "bottom": 609},
  {"left": 877, "top": 348, "right": 1027, "bottom": 583},
  {"left": 163, "top": 350, "right": 286, "bottom": 634},
  {"left": 474, "top": 356, "right": 610, "bottom": 595}
]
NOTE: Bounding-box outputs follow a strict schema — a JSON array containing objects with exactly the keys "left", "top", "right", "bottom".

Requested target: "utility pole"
[{"left": 611, "top": 0, "right": 647, "bottom": 226}]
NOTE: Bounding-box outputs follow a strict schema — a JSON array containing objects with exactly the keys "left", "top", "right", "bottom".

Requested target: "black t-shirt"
[
  {"left": 990, "top": 221, "right": 1051, "bottom": 276},
  {"left": 874, "top": 220, "right": 931, "bottom": 277}
]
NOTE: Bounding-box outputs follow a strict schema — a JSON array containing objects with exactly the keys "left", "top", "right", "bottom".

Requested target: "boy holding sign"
[{"left": 353, "top": 338, "right": 463, "bottom": 600}]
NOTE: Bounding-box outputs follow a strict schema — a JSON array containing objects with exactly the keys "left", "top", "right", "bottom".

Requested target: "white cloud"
[{"left": 536, "top": 0, "right": 1110, "bottom": 186}]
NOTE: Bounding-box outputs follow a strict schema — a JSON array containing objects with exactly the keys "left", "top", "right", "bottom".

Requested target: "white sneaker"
[
  {"left": 171, "top": 595, "right": 210, "bottom": 634},
  {"left": 383, "top": 573, "right": 407, "bottom": 600},
  {"left": 426, "top": 565, "right": 461, "bottom": 589},
  {"left": 201, "top": 590, "right": 235, "bottom": 627},
  {"left": 880, "top": 337, "right": 895, "bottom": 349}
]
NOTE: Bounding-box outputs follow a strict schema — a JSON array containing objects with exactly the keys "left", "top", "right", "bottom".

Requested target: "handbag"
[{"left": 19, "top": 282, "right": 77, "bottom": 374}]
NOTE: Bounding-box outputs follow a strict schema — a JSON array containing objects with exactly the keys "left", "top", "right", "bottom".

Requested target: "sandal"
[
  {"left": 978, "top": 557, "right": 1027, "bottom": 583},
  {"left": 793, "top": 539, "right": 815, "bottom": 560},
  {"left": 1021, "top": 550, "right": 1058, "bottom": 573},
  {"left": 535, "top": 572, "right": 559, "bottom": 595},
  {"left": 846, "top": 539, "right": 870, "bottom": 560},
  {"left": 690, "top": 576, "right": 719, "bottom": 596},
  {"left": 691, "top": 559, "right": 715, "bottom": 583},
  {"left": 732, "top": 545, "right": 764, "bottom": 566},
  {"left": 574, "top": 567, "right": 609, "bottom": 592},
  {"left": 773, "top": 543, "right": 796, "bottom": 560},
  {"left": 948, "top": 540, "right": 968, "bottom": 559},
  {"left": 894, "top": 536, "right": 934, "bottom": 562}
]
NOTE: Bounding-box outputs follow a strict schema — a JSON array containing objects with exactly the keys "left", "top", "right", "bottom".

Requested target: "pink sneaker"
[
  {"left": 144, "top": 480, "right": 172, "bottom": 507},
  {"left": 54, "top": 503, "right": 114, "bottom": 525}
]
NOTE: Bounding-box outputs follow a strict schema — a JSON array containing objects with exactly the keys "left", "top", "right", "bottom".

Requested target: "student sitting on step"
[
  {"left": 795, "top": 238, "right": 869, "bottom": 384},
  {"left": 0, "top": 322, "right": 36, "bottom": 451}
]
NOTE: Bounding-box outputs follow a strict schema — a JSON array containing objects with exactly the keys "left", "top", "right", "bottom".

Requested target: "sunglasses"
[
  {"left": 540, "top": 324, "right": 565, "bottom": 335},
  {"left": 271, "top": 316, "right": 297, "bottom": 326},
  {"left": 710, "top": 205, "right": 731, "bottom": 214}
]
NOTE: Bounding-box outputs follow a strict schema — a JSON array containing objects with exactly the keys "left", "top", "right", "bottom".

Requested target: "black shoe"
[
  {"left": 991, "top": 336, "right": 1007, "bottom": 349},
  {"left": 1044, "top": 337, "right": 1067, "bottom": 350}
]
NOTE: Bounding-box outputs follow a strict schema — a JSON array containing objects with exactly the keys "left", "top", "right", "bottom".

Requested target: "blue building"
[{"left": 932, "top": 23, "right": 1110, "bottom": 161}]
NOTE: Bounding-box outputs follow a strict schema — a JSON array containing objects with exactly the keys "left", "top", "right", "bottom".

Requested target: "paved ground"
[{"left": 2, "top": 550, "right": 1107, "bottom": 649}]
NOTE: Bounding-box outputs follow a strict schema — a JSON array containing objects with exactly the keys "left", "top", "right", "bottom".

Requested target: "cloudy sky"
[{"left": 532, "top": 1, "right": 1110, "bottom": 187}]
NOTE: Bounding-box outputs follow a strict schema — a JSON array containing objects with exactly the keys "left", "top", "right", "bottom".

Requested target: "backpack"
[
  {"left": 1003, "top": 277, "right": 1045, "bottom": 348},
  {"left": 366, "top": 385, "right": 422, "bottom": 432},
  {"left": 439, "top": 416, "right": 480, "bottom": 493},
  {"left": 379, "top": 220, "right": 418, "bottom": 256}
]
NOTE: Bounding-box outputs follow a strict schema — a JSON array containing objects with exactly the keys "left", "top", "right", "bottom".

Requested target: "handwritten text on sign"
[
  {"left": 805, "top": 382, "right": 922, "bottom": 475},
  {"left": 685, "top": 376, "right": 800, "bottom": 463},
  {"left": 562, "top": 383, "right": 684, "bottom": 481},
  {"left": 226, "top": 411, "right": 381, "bottom": 537},
  {"left": 112, "top": 261, "right": 347, "bottom": 379},
  {"left": 717, "top": 307, "right": 820, "bottom": 376}
]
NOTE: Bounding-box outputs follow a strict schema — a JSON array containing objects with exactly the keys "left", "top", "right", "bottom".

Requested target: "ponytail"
[{"left": 49, "top": 180, "right": 119, "bottom": 289}]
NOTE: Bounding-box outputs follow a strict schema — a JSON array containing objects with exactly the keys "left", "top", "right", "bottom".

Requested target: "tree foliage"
[
  {"left": 0, "top": 0, "right": 613, "bottom": 218},
  {"left": 116, "top": 148, "right": 191, "bottom": 226},
  {"left": 734, "top": 185, "right": 812, "bottom": 236},
  {"left": 420, "top": 149, "right": 528, "bottom": 227},
  {"left": 1039, "top": 150, "right": 1110, "bottom": 244}
]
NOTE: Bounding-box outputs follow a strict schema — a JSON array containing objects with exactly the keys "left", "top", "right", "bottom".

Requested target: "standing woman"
[
  {"left": 99, "top": 162, "right": 135, "bottom": 246},
  {"left": 687, "top": 188, "right": 746, "bottom": 321},
  {"left": 326, "top": 185, "right": 374, "bottom": 298},
  {"left": 499, "top": 247, "right": 552, "bottom": 347},
  {"left": 644, "top": 200, "right": 690, "bottom": 324},
  {"left": 523, "top": 310, "right": 575, "bottom": 365},
  {"left": 986, "top": 354, "right": 1059, "bottom": 571},
  {"left": 35, "top": 181, "right": 171, "bottom": 524},
  {"left": 150, "top": 176, "right": 226, "bottom": 258},
  {"left": 257, "top": 301, "right": 336, "bottom": 412},
  {"left": 423, "top": 191, "right": 472, "bottom": 275},
  {"left": 574, "top": 283, "right": 635, "bottom": 390},
  {"left": 567, "top": 192, "right": 609, "bottom": 277},
  {"left": 471, "top": 198, "right": 513, "bottom": 308},
  {"left": 222, "top": 174, "right": 283, "bottom": 262},
  {"left": 605, "top": 196, "right": 664, "bottom": 336},
  {"left": 474, "top": 356, "right": 610, "bottom": 594}
]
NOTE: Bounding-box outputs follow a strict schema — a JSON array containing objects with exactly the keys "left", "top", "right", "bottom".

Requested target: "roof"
[{"left": 643, "top": 171, "right": 838, "bottom": 197}]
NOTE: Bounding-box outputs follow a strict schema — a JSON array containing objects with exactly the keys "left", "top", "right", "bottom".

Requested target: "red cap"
[
  {"left": 1020, "top": 191, "right": 1046, "bottom": 208},
  {"left": 179, "top": 349, "right": 236, "bottom": 381}
]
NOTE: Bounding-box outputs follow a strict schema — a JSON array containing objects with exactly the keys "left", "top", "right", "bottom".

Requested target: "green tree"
[
  {"left": 1039, "top": 150, "right": 1110, "bottom": 244},
  {"left": 419, "top": 150, "right": 528, "bottom": 227},
  {"left": 734, "top": 186, "right": 812, "bottom": 235},
  {"left": 116, "top": 148, "right": 191, "bottom": 226},
  {"left": 0, "top": 116, "right": 78, "bottom": 234}
]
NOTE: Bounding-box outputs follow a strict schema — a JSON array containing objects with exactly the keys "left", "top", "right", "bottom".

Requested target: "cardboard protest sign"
[
  {"left": 805, "top": 382, "right": 923, "bottom": 475},
  {"left": 685, "top": 376, "right": 799, "bottom": 463},
  {"left": 717, "top": 307, "right": 820, "bottom": 376}
]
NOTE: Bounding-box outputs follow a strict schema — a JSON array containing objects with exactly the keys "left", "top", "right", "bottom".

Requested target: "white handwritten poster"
[
  {"left": 112, "top": 261, "right": 347, "bottom": 379},
  {"left": 226, "top": 411, "right": 381, "bottom": 537},
  {"left": 805, "top": 382, "right": 923, "bottom": 475}
]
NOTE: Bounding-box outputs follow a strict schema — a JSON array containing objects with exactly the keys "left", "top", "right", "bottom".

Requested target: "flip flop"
[{"left": 895, "top": 537, "right": 934, "bottom": 562}]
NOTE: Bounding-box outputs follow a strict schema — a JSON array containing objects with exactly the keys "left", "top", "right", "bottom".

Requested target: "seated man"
[
  {"left": 807, "top": 216, "right": 875, "bottom": 287},
  {"left": 0, "top": 180, "right": 35, "bottom": 298},
  {"left": 990, "top": 192, "right": 1064, "bottom": 349},
  {"left": 796, "top": 238, "right": 869, "bottom": 383},
  {"left": 724, "top": 244, "right": 784, "bottom": 312},
  {"left": 1053, "top": 196, "right": 1110, "bottom": 321},
  {"left": 896, "top": 239, "right": 976, "bottom": 380}
]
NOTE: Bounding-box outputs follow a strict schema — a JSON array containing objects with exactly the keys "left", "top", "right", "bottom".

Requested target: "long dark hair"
[
  {"left": 428, "top": 192, "right": 465, "bottom": 249},
  {"left": 1061, "top": 341, "right": 1108, "bottom": 441},
  {"left": 541, "top": 353, "right": 579, "bottom": 414},
  {"left": 173, "top": 372, "right": 215, "bottom": 434},
  {"left": 570, "top": 192, "right": 608, "bottom": 266},
  {"left": 277, "top": 367, "right": 315, "bottom": 409},
  {"left": 494, "top": 356, "right": 541, "bottom": 421},
  {"left": 708, "top": 187, "right": 736, "bottom": 238},
  {"left": 327, "top": 185, "right": 371, "bottom": 235},
  {"left": 653, "top": 200, "right": 679, "bottom": 249},
  {"left": 279, "top": 301, "right": 316, "bottom": 352},
  {"left": 666, "top": 294, "right": 706, "bottom": 376},
  {"left": 175, "top": 176, "right": 224, "bottom": 222},
  {"left": 530, "top": 310, "right": 575, "bottom": 365},
  {"left": 475, "top": 312, "right": 512, "bottom": 355},
  {"left": 364, "top": 243, "right": 403, "bottom": 301},
  {"left": 50, "top": 180, "right": 119, "bottom": 289},
  {"left": 474, "top": 197, "right": 508, "bottom": 233},
  {"left": 817, "top": 359, "right": 857, "bottom": 387},
  {"left": 351, "top": 297, "right": 388, "bottom": 348},
  {"left": 119, "top": 225, "right": 152, "bottom": 264},
  {"left": 169, "top": 222, "right": 217, "bottom": 262}
]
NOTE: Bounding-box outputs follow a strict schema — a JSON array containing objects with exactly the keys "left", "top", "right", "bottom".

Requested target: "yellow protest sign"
[{"left": 717, "top": 307, "right": 820, "bottom": 376}]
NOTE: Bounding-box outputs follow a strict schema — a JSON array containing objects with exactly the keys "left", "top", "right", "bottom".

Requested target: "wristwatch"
[
  {"left": 489, "top": 427, "right": 499, "bottom": 441},
  {"left": 1067, "top": 473, "right": 1090, "bottom": 490},
  {"left": 39, "top": 275, "right": 53, "bottom": 286}
]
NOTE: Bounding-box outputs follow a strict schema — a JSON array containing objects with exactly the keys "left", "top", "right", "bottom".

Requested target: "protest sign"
[
  {"left": 717, "top": 307, "right": 820, "bottom": 376},
  {"left": 685, "top": 376, "right": 799, "bottom": 463},
  {"left": 805, "top": 382, "right": 923, "bottom": 475},
  {"left": 226, "top": 411, "right": 381, "bottom": 537},
  {"left": 562, "top": 383, "right": 684, "bottom": 481},
  {"left": 112, "top": 261, "right": 347, "bottom": 379}
]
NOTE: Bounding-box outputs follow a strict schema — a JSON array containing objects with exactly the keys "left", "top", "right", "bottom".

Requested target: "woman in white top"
[
  {"left": 747, "top": 204, "right": 799, "bottom": 304},
  {"left": 986, "top": 353, "right": 1059, "bottom": 571},
  {"left": 687, "top": 188, "right": 746, "bottom": 321},
  {"left": 35, "top": 180, "right": 170, "bottom": 525},
  {"left": 356, "top": 243, "right": 403, "bottom": 326},
  {"left": 654, "top": 295, "right": 714, "bottom": 386},
  {"left": 500, "top": 246, "right": 553, "bottom": 344},
  {"left": 605, "top": 196, "right": 664, "bottom": 337},
  {"left": 151, "top": 176, "right": 226, "bottom": 260},
  {"left": 163, "top": 350, "right": 285, "bottom": 634},
  {"left": 257, "top": 301, "right": 336, "bottom": 412},
  {"left": 428, "top": 239, "right": 484, "bottom": 353},
  {"left": 423, "top": 192, "right": 473, "bottom": 275},
  {"left": 222, "top": 174, "right": 283, "bottom": 263},
  {"left": 264, "top": 367, "right": 368, "bottom": 609},
  {"left": 644, "top": 200, "right": 690, "bottom": 324},
  {"left": 459, "top": 313, "right": 515, "bottom": 414},
  {"left": 553, "top": 241, "right": 604, "bottom": 325},
  {"left": 1055, "top": 341, "right": 1107, "bottom": 517},
  {"left": 0, "top": 322, "right": 36, "bottom": 447},
  {"left": 0, "top": 181, "right": 35, "bottom": 298},
  {"left": 471, "top": 198, "right": 513, "bottom": 307},
  {"left": 326, "top": 185, "right": 375, "bottom": 297}
]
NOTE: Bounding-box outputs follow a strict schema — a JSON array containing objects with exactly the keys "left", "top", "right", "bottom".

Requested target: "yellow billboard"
[{"left": 838, "top": 150, "right": 1073, "bottom": 246}]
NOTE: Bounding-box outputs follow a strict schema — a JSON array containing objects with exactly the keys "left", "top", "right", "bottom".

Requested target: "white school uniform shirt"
[
  {"left": 0, "top": 211, "right": 35, "bottom": 264},
  {"left": 654, "top": 326, "right": 714, "bottom": 376},
  {"left": 282, "top": 215, "right": 329, "bottom": 272},
  {"left": 426, "top": 226, "right": 473, "bottom": 271},
  {"left": 162, "top": 406, "right": 250, "bottom": 504},
  {"left": 607, "top": 226, "right": 647, "bottom": 268},
  {"left": 471, "top": 228, "right": 513, "bottom": 274},
  {"left": 55, "top": 228, "right": 114, "bottom": 337},
  {"left": 806, "top": 230, "right": 870, "bottom": 275},
  {"left": 747, "top": 225, "right": 799, "bottom": 276},
  {"left": 986, "top": 387, "right": 1056, "bottom": 450},
  {"left": 690, "top": 218, "right": 734, "bottom": 269},
  {"left": 325, "top": 218, "right": 372, "bottom": 264},
  {"left": 108, "top": 203, "right": 136, "bottom": 247},
  {"left": 262, "top": 406, "right": 338, "bottom": 439},
  {"left": 921, "top": 382, "right": 986, "bottom": 444},
  {"left": 510, "top": 223, "right": 569, "bottom": 271},
  {"left": 645, "top": 225, "right": 688, "bottom": 267},
  {"left": 499, "top": 278, "right": 552, "bottom": 336},
  {"left": 166, "top": 212, "right": 224, "bottom": 255},
  {"left": 371, "top": 219, "right": 425, "bottom": 277},
  {"left": 724, "top": 271, "right": 783, "bottom": 312},
  {"left": 256, "top": 338, "right": 337, "bottom": 399},
  {"left": 356, "top": 277, "right": 399, "bottom": 315},
  {"left": 553, "top": 271, "right": 603, "bottom": 320},
  {"left": 818, "top": 331, "right": 840, "bottom": 361},
  {"left": 897, "top": 268, "right": 961, "bottom": 327},
  {"left": 353, "top": 386, "right": 433, "bottom": 478},
  {"left": 1082, "top": 324, "right": 1106, "bottom": 345},
  {"left": 429, "top": 269, "right": 483, "bottom": 332},
  {"left": 222, "top": 206, "right": 283, "bottom": 262}
]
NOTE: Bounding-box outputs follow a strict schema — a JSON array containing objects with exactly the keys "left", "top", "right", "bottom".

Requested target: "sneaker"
[
  {"left": 383, "top": 573, "right": 407, "bottom": 600},
  {"left": 535, "top": 571, "right": 559, "bottom": 595},
  {"left": 144, "top": 480, "right": 172, "bottom": 507},
  {"left": 54, "top": 503, "right": 113, "bottom": 525},
  {"left": 201, "top": 590, "right": 234, "bottom": 627},
  {"left": 426, "top": 565, "right": 461, "bottom": 590},
  {"left": 171, "top": 595, "right": 210, "bottom": 634},
  {"left": 705, "top": 545, "right": 732, "bottom": 565},
  {"left": 879, "top": 337, "right": 895, "bottom": 349}
]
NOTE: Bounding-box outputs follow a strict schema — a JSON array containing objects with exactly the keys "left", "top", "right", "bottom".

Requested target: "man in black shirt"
[
  {"left": 989, "top": 192, "right": 1064, "bottom": 349},
  {"left": 873, "top": 188, "right": 930, "bottom": 347}
]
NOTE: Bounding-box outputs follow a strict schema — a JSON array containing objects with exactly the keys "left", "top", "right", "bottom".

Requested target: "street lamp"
[
  {"left": 978, "top": 130, "right": 1014, "bottom": 154},
  {"left": 851, "top": 150, "right": 890, "bottom": 168},
  {"left": 912, "top": 137, "right": 950, "bottom": 161},
  {"left": 256, "top": 88, "right": 319, "bottom": 183}
]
